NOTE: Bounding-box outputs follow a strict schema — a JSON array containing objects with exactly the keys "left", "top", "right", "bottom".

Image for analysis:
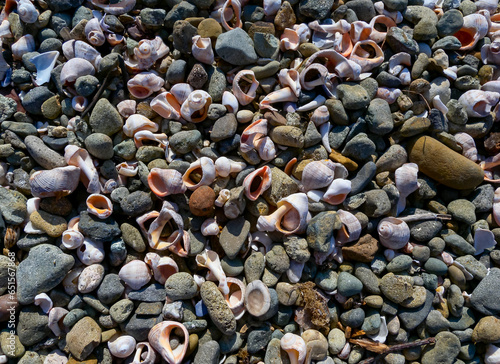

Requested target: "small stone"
[
  {"left": 120, "top": 191, "right": 153, "bottom": 217},
  {"left": 344, "top": 0, "right": 375, "bottom": 21},
  {"left": 337, "top": 272, "right": 363, "bottom": 297},
  {"left": 25, "top": 135, "right": 67, "bottom": 169},
  {"left": 189, "top": 186, "right": 216, "bottom": 216},
  {"left": 109, "top": 299, "right": 134, "bottom": 324},
  {"left": 85, "top": 133, "right": 114, "bottom": 160},
  {"left": 78, "top": 211, "right": 121, "bottom": 243},
  {"left": 215, "top": 28, "right": 258, "bottom": 66},
  {"left": 266, "top": 245, "right": 290, "bottom": 274},
  {"left": 447, "top": 199, "right": 476, "bottom": 225},
  {"left": 472, "top": 316, "right": 500, "bottom": 343},
  {"left": 342, "top": 234, "right": 379, "bottom": 263},
  {"left": 365, "top": 98, "right": 393, "bottom": 135},
  {"left": 211, "top": 114, "right": 237, "bottom": 142},
  {"left": 140, "top": 8, "right": 166, "bottom": 29},
  {"left": 386, "top": 27, "right": 419, "bottom": 55},
  {"left": 254, "top": 32, "right": 279, "bottom": 59},
  {"left": 470, "top": 267, "right": 500, "bottom": 315},
  {"left": 336, "top": 84, "right": 370, "bottom": 110},
  {"left": 307, "top": 211, "right": 342, "bottom": 253},
  {"left": 97, "top": 274, "right": 124, "bottom": 305},
  {"left": 220, "top": 217, "right": 251, "bottom": 259},
  {"left": 421, "top": 332, "right": 460, "bottom": 364},
  {"left": 380, "top": 273, "right": 414, "bottom": 304},
  {"left": 120, "top": 223, "right": 146, "bottom": 253},
  {"left": 200, "top": 281, "right": 236, "bottom": 335},
  {"left": 165, "top": 4, "right": 197, "bottom": 28},
  {"left": 22, "top": 86, "right": 54, "bottom": 115},
  {"left": 400, "top": 117, "right": 431, "bottom": 137},
  {"left": 269, "top": 126, "right": 304, "bottom": 148},
  {"left": 66, "top": 317, "right": 102, "bottom": 361},
  {"left": 198, "top": 18, "right": 222, "bottom": 43},
  {"left": 89, "top": 99, "right": 123, "bottom": 136},
  {"left": 187, "top": 63, "right": 208, "bottom": 89},
  {"left": 194, "top": 340, "right": 220, "bottom": 364},
  {"left": 169, "top": 130, "right": 202, "bottom": 154},
  {"left": 165, "top": 272, "right": 198, "bottom": 300}
]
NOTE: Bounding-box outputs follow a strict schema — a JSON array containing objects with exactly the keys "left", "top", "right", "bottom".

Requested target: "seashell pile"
[{"left": 5, "top": 0, "right": 500, "bottom": 362}]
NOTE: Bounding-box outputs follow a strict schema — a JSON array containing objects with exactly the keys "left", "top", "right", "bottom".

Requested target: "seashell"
[
  {"left": 433, "top": 95, "right": 449, "bottom": 115},
  {"left": 85, "top": 17, "right": 106, "bottom": 46},
  {"left": 148, "top": 168, "right": 186, "bottom": 197},
  {"left": 257, "top": 193, "right": 309, "bottom": 234},
  {"left": 106, "top": 32, "right": 124, "bottom": 46},
  {"left": 127, "top": 71, "right": 164, "bottom": 99},
  {"left": 151, "top": 92, "right": 182, "bottom": 120},
  {"left": 454, "top": 132, "right": 478, "bottom": 162},
  {"left": 145, "top": 253, "right": 179, "bottom": 285},
  {"left": 196, "top": 249, "right": 229, "bottom": 294},
  {"left": 220, "top": 0, "right": 243, "bottom": 30},
  {"left": 125, "top": 36, "right": 170, "bottom": 71},
  {"left": 350, "top": 21, "right": 372, "bottom": 43},
  {"left": 481, "top": 40, "right": 500, "bottom": 65},
  {"left": 294, "top": 23, "right": 311, "bottom": 43},
  {"left": 369, "top": 15, "right": 396, "bottom": 43},
  {"left": 367, "top": 316, "right": 388, "bottom": 343},
  {"left": 146, "top": 201, "right": 184, "bottom": 251},
  {"left": 34, "top": 293, "right": 53, "bottom": 314},
  {"left": 287, "top": 260, "right": 306, "bottom": 283},
  {"left": 215, "top": 156, "right": 246, "bottom": 177},
  {"left": 322, "top": 178, "right": 351, "bottom": 205},
  {"left": 65, "top": 145, "right": 101, "bottom": 194},
  {"left": 48, "top": 307, "right": 68, "bottom": 337},
  {"left": 119, "top": 260, "right": 152, "bottom": 290},
  {"left": 192, "top": 35, "right": 214, "bottom": 64},
  {"left": 255, "top": 136, "right": 277, "bottom": 161},
  {"left": 180, "top": 90, "right": 212, "bottom": 123},
  {"left": 309, "top": 19, "right": 351, "bottom": 34},
  {"left": 11, "top": 34, "right": 35, "bottom": 60},
  {"left": 300, "top": 63, "right": 329, "bottom": 91},
  {"left": 60, "top": 58, "right": 95, "bottom": 85},
  {"left": 318, "top": 122, "right": 332, "bottom": 154},
  {"left": 86, "top": 194, "right": 113, "bottom": 219},
  {"left": 77, "top": 238, "right": 105, "bottom": 265},
  {"left": 62, "top": 229, "right": 84, "bottom": 250},
  {"left": 123, "top": 114, "right": 158, "bottom": 137},
  {"left": 374, "top": 1, "right": 403, "bottom": 23},
  {"left": 388, "top": 52, "right": 412, "bottom": 76},
  {"left": 458, "top": 90, "right": 500, "bottom": 117},
  {"left": 222, "top": 91, "right": 239, "bottom": 114},
  {"left": 108, "top": 335, "right": 137, "bottom": 359},
  {"left": 310, "top": 105, "right": 330, "bottom": 126},
  {"left": 232, "top": 70, "right": 259, "bottom": 106},
  {"left": 281, "top": 333, "right": 307, "bottom": 364},
  {"left": 30, "top": 51, "right": 59, "bottom": 86},
  {"left": 148, "top": 321, "right": 189, "bottom": 364},
  {"left": 201, "top": 218, "right": 219, "bottom": 236},
  {"left": 62, "top": 40, "right": 102, "bottom": 69},
  {"left": 117, "top": 99, "right": 136, "bottom": 118},
  {"left": 260, "top": 87, "right": 299, "bottom": 111},
  {"left": 485, "top": 344, "right": 500, "bottom": 364},
  {"left": 453, "top": 13, "right": 489, "bottom": 51},
  {"left": 169, "top": 83, "right": 193, "bottom": 105},
  {"left": 377, "top": 217, "right": 410, "bottom": 250},
  {"left": 304, "top": 49, "right": 361, "bottom": 80},
  {"left": 296, "top": 94, "right": 327, "bottom": 112},
  {"left": 245, "top": 279, "right": 271, "bottom": 317},
  {"left": 91, "top": 0, "right": 136, "bottom": 15},
  {"left": 278, "top": 69, "right": 301, "bottom": 98},
  {"left": 72, "top": 96, "right": 88, "bottom": 112},
  {"left": 29, "top": 165, "right": 81, "bottom": 198},
  {"left": 264, "top": 0, "right": 281, "bottom": 16},
  {"left": 116, "top": 161, "right": 138, "bottom": 177},
  {"left": 243, "top": 166, "right": 272, "bottom": 201},
  {"left": 215, "top": 189, "right": 231, "bottom": 207},
  {"left": 240, "top": 118, "right": 268, "bottom": 153},
  {"left": 225, "top": 277, "right": 246, "bottom": 319},
  {"left": 377, "top": 87, "right": 402, "bottom": 104},
  {"left": 474, "top": 228, "right": 496, "bottom": 255},
  {"left": 494, "top": 187, "right": 500, "bottom": 227},
  {"left": 62, "top": 267, "right": 83, "bottom": 296},
  {"left": 349, "top": 40, "right": 384, "bottom": 73},
  {"left": 134, "top": 130, "right": 168, "bottom": 148},
  {"left": 336, "top": 209, "right": 362, "bottom": 245},
  {"left": 489, "top": 13, "right": 500, "bottom": 35},
  {"left": 166, "top": 230, "right": 190, "bottom": 258},
  {"left": 280, "top": 28, "right": 300, "bottom": 51},
  {"left": 78, "top": 263, "right": 105, "bottom": 294},
  {"left": 300, "top": 160, "right": 335, "bottom": 191},
  {"left": 132, "top": 342, "right": 157, "bottom": 364},
  {"left": 395, "top": 163, "right": 420, "bottom": 215},
  {"left": 182, "top": 157, "right": 216, "bottom": 190},
  {"left": 16, "top": 0, "right": 39, "bottom": 23}
]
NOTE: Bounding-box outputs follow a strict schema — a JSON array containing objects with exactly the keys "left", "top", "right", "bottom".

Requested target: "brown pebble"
[
  {"left": 342, "top": 234, "right": 380, "bottom": 263},
  {"left": 187, "top": 63, "right": 208, "bottom": 89},
  {"left": 274, "top": 1, "right": 296, "bottom": 30},
  {"left": 329, "top": 150, "right": 358, "bottom": 171},
  {"left": 189, "top": 186, "right": 216, "bottom": 216},
  {"left": 248, "top": 21, "right": 276, "bottom": 39},
  {"left": 484, "top": 132, "right": 500, "bottom": 154}
]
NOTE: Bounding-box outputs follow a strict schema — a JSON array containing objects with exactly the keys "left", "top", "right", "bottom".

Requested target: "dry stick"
[
  {"left": 81, "top": 72, "right": 111, "bottom": 119},
  {"left": 403, "top": 89, "right": 432, "bottom": 111},
  {"left": 357, "top": 337, "right": 436, "bottom": 364}
]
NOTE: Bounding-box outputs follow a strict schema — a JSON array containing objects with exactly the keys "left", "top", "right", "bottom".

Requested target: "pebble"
[
  {"left": 337, "top": 272, "right": 363, "bottom": 297},
  {"left": 85, "top": 133, "right": 114, "bottom": 160},
  {"left": 200, "top": 281, "right": 236, "bottom": 335},
  {"left": 165, "top": 272, "right": 199, "bottom": 300},
  {"left": 25, "top": 135, "right": 67, "bottom": 169},
  {"left": 66, "top": 317, "right": 102, "bottom": 361},
  {"left": 211, "top": 114, "right": 237, "bottom": 142},
  {"left": 215, "top": 28, "right": 258, "bottom": 66},
  {"left": 88, "top": 99, "right": 123, "bottom": 136}
]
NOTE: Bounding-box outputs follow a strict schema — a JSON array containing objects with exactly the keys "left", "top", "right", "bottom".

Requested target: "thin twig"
[
  {"left": 81, "top": 72, "right": 111, "bottom": 119},
  {"left": 356, "top": 337, "right": 436, "bottom": 364}
]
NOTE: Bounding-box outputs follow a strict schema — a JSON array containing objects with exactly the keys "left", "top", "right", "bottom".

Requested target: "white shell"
[
  {"left": 395, "top": 163, "right": 420, "bottom": 215},
  {"left": 281, "top": 333, "right": 307, "bottom": 364},
  {"left": 108, "top": 335, "right": 137, "bottom": 358},
  {"left": 222, "top": 91, "right": 239, "bottom": 114},
  {"left": 458, "top": 90, "right": 500, "bottom": 117},
  {"left": 377, "top": 217, "right": 410, "bottom": 250},
  {"left": 30, "top": 51, "right": 59, "bottom": 86},
  {"left": 182, "top": 157, "right": 216, "bottom": 190},
  {"left": 474, "top": 228, "right": 496, "bottom": 255},
  {"left": 300, "top": 160, "right": 335, "bottom": 191},
  {"left": 11, "top": 35, "right": 35, "bottom": 60},
  {"left": 180, "top": 90, "right": 212, "bottom": 123},
  {"left": 62, "top": 40, "right": 102, "bottom": 69},
  {"left": 29, "top": 165, "right": 81, "bottom": 198},
  {"left": 63, "top": 267, "right": 83, "bottom": 296},
  {"left": 60, "top": 58, "right": 95, "bottom": 85},
  {"left": 34, "top": 293, "right": 53, "bottom": 313},
  {"left": 485, "top": 344, "right": 500, "bottom": 364},
  {"left": 257, "top": 193, "right": 309, "bottom": 234},
  {"left": 215, "top": 156, "right": 246, "bottom": 178},
  {"left": 201, "top": 218, "right": 220, "bottom": 236},
  {"left": 192, "top": 35, "right": 215, "bottom": 64},
  {"left": 48, "top": 308, "right": 68, "bottom": 337},
  {"left": 322, "top": 178, "right": 351, "bottom": 205},
  {"left": 127, "top": 71, "right": 164, "bottom": 99},
  {"left": 232, "top": 70, "right": 259, "bottom": 106},
  {"left": 196, "top": 249, "right": 229, "bottom": 294},
  {"left": 119, "top": 260, "right": 152, "bottom": 290},
  {"left": 86, "top": 193, "right": 113, "bottom": 219},
  {"left": 225, "top": 277, "right": 246, "bottom": 319},
  {"left": 77, "top": 238, "right": 105, "bottom": 265},
  {"left": 17, "top": 0, "right": 39, "bottom": 23},
  {"left": 144, "top": 253, "right": 179, "bottom": 285},
  {"left": 244, "top": 279, "right": 271, "bottom": 318}
]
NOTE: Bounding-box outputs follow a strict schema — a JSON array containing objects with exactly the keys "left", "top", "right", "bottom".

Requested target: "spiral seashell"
[
  {"left": 151, "top": 92, "right": 182, "bottom": 120},
  {"left": 119, "top": 260, "right": 151, "bottom": 290},
  {"left": 300, "top": 63, "right": 329, "bottom": 91},
  {"left": 30, "top": 51, "right": 59, "bottom": 86},
  {"left": 349, "top": 40, "right": 384, "bottom": 73},
  {"left": 222, "top": 91, "right": 239, "bottom": 114},
  {"left": 60, "top": 58, "right": 95, "bottom": 86},
  {"left": 300, "top": 160, "right": 335, "bottom": 191},
  {"left": 240, "top": 118, "right": 268, "bottom": 153},
  {"left": 453, "top": 13, "right": 489, "bottom": 51},
  {"left": 214, "top": 156, "right": 246, "bottom": 177},
  {"left": 182, "top": 157, "right": 216, "bottom": 190},
  {"left": 148, "top": 321, "right": 189, "bottom": 364},
  {"left": 304, "top": 49, "right": 361, "bottom": 80},
  {"left": 180, "top": 90, "right": 212, "bottom": 122},
  {"left": 281, "top": 333, "right": 307, "bottom": 364},
  {"left": 377, "top": 87, "right": 402, "bottom": 104},
  {"left": 245, "top": 279, "right": 271, "bottom": 318},
  {"left": 62, "top": 40, "right": 102, "bottom": 69},
  {"left": 454, "top": 132, "right": 478, "bottom": 162},
  {"left": 280, "top": 28, "right": 300, "bottom": 51},
  {"left": 34, "top": 293, "right": 53, "bottom": 313},
  {"left": 192, "top": 35, "right": 214, "bottom": 64},
  {"left": 322, "top": 178, "right": 351, "bottom": 205},
  {"left": 395, "top": 163, "right": 419, "bottom": 215},
  {"left": 148, "top": 168, "right": 186, "bottom": 197},
  {"left": 132, "top": 342, "right": 157, "bottom": 364},
  {"left": 127, "top": 71, "right": 164, "bottom": 99},
  {"left": 350, "top": 21, "right": 372, "bottom": 43},
  {"left": 369, "top": 15, "right": 396, "bottom": 43},
  {"left": 278, "top": 69, "right": 301, "bottom": 97},
  {"left": 91, "top": 0, "right": 136, "bottom": 15},
  {"left": 11, "top": 34, "right": 35, "bottom": 60},
  {"left": 310, "top": 105, "right": 330, "bottom": 126},
  {"left": 117, "top": 99, "right": 136, "bottom": 118},
  {"left": 65, "top": 145, "right": 101, "bottom": 194},
  {"left": 259, "top": 87, "right": 298, "bottom": 111},
  {"left": 232, "top": 70, "right": 259, "bottom": 106},
  {"left": 257, "top": 193, "right": 309, "bottom": 234},
  {"left": 377, "top": 217, "right": 410, "bottom": 250},
  {"left": 145, "top": 253, "right": 179, "bottom": 285},
  {"left": 108, "top": 335, "right": 137, "bottom": 358},
  {"left": 225, "top": 277, "right": 246, "bottom": 319},
  {"left": 125, "top": 36, "right": 170, "bottom": 71},
  {"left": 220, "top": 0, "right": 243, "bottom": 30},
  {"left": 336, "top": 209, "right": 362, "bottom": 245},
  {"left": 72, "top": 96, "right": 88, "bottom": 112},
  {"left": 215, "top": 188, "right": 231, "bottom": 207},
  {"left": 62, "top": 229, "right": 84, "bottom": 250},
  {"left": 123, "top": 114, "right": 158, "bottom": 137},
  {"left": 196, "top": 249, "right": 229, "bottom": 294},
  {"left": 48, "top": 307, "right": 68, "bottom": 337},
  {"left": 16, "top": 0, "right": 39, "bottom": 23},
  {"left": 243, "top": 166, "right": 272, "bottom": 201},
  {"left": 85, "top": 17, "right": 106, "bottom": 46},
  {"left": 29, "top": 165, "right": 81, "bottom": 198},
  {"left": 458, "top": 90, "right": 500, "bottom": 117},
  {"left": 201, "top": 218, "right": 219, "bottom": 236},
  {"left": 77, "top": 238, "right": 105, "bottom": 265},
  {"left": 86, "top": 194, "right": 113, "bottom": 219},
  {"left": 106, "top": 32, "right": 124, "bottom": 46}
]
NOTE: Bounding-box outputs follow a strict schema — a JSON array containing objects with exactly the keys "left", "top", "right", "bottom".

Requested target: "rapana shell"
[
  {"left": 196, "top": 249, "right": 229, "bottom": 294},
  {"left": 482, "top": 40, "right": 500, "bottom": 65},
  {"left": 182, "top": 157, "right": 216, "bottom": 190},
  {"left": 240, "top": 118, "right": 268, "bottom": 153},
  {"left": 278, "top": 69, "right": 301, "bottom": 97},
  {"left": 65, "top": 145, "right": 101, "bottom": 194},
  {"left": 300, "top": 63, "right": 329, "bottom": 91},
  {"left": 369, "top": 15, "right": 396, "bottom": 43},
  {"left": 454, "top": 132, "right": 478, "bottom": 162},
  {"left": 145, "top": 253, "right": 179, "bottom": 285},
  {"left": 192, "top": 35, "right": 214, "bottom": 64},
  {"left": 242, "top": 166, "right": 272, "bottom": 201},
  {"left": 180, "top": 90, "right": 212, "bottom": 122},
  {"left": 118, "top": 260, "right": 152, "bottom": 290},
  {"left": 220, "top": 0, "right": 243, "bottom": 30},
  {"left": 11, "top": 34, "right": 35, "bottom": 60},
  {"left": 395, "top": 163, "right": 420, "bottom": 215},
  {"left": 170, "top": 83, "right": 193, "bottom": 104},
  {"left": 151, "top": 92, "right": 182, "bottom": 120},
  {"left": 245, "top": 279, "right": 271, "bottom": 318},
  {"left": 85, "top": 17, "right": 105, "bottom": 46},
  {"left": 127, "top": 71, "right": 164, "bottom": 99},
  {"left": 257, "top": 193, "right": 309, "bottom": 235},
  {"left": 123, "top": 114, "right": 159, "bottom": 137},
  {"left": 148, "top": 321, "right": 189, "bottom": 364},
  {"left": 108, "top": 335, "right": 136, "bottom": 359},
  {"left": 132, "top": 342, "right": 157, "bottom": 364},
  {"left": 77, "top": 238, "right": 105, "bottom": 265},
  {"left": 30, "top": 51, "right": 59, "bottom": 86},
  {"left": 225, "top": 277, "right": 246, "bottom": 319},
  {"left": 148, "top": 168, "right": 186, "bottom": 197},
  {"left": 146, "top": 201, "right": 185, "bottom": 251},
  {"left": 214, "top": 156, "right": 246, "bottom": 177},
  {"left": 458, "top": 90, "right": 500, "bottom": 117},
  {"left": 336, "top": 209, "right": 362, "bottom": 245},
  {"left": 60, "top": 58, "right": 95, "bottom": 85},
  {"left": 300, "top": 160, "right": 335, "bottom": 191},
  {"left": 280, "top": 28, "right": 300, "bottom": 51},
  {"left": 232, "top": 70, "right": 259, "bottom": 106},
  {"left": 29, "top": 165, "right": 81, "bottom": 198},
  {"left": 281, "top": 333, "right": 307, "bottom": 364},
  {"left": 377, "top": 217, "right": 410, "bottom": 250},
  {"left": 86, "top": 194, "right": 113, "bottom": 219},
  {"left": 453, "top": 13, "right": 489, "bottom": 50},
  {"left": 322, "top": 178, "right": 351, "bottom": 205}
]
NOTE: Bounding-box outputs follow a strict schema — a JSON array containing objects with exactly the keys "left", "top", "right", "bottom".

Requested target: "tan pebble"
[
  {"left": 30, "top": 210, "right": 67, "bottom": 237},
  {"left": 329, "top": 150, "right": 358, "bottom": 171}
]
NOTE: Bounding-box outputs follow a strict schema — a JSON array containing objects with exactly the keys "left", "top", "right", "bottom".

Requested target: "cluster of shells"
[{"left": 4, "top": 0, "right": 500, "bottom": 362}]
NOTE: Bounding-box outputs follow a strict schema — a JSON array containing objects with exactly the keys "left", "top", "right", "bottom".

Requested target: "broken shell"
[
  {"left": 300, "top": 63, "right": 330, "bottom": 91},
  {"left": 304, "top": 49, "right": 361, "bottom": 80},
  {"left": 494, "top": 187, "right": 500, "bottom": 226},
  {"left": 225, "top": 277, "right": 246, "bottom": 320},
  {"left": 322, "top": 178, "right": 351, "bottom": 205},
  {"left": 146, "top": 201, "right": 184, "bottom": 251},
  {"left": 243, "top": 166, "right": 272, "bottom": 201},
  {"left": 148, "top": 321, "right": 189, "bottom": 364},
  {"left": 485, "top": 344, "right": 500, "bottom": 364},
  {"left": 145, "top": 253, "right": 179, "bottom": 285},
  {"left": 201, "top": 218, "right": 219, "bottom": 236},
  {"left": 62, "top": 40, "right": 102, "bottom": 69},
  {"left": 11, "top": 34, "right": 35, "bottom": 60},
  {"left": 336, "top": 209, "right": 362, "bottom": 245},
  {"left": 134, "top": 130, "right": 168, "bottom": 148},
  {"left": 182, "top": 157, "right": 216, "bottom": 190},
  {"left": 34, "top": 293, "right": 53, "bottom": 314},
  {"left": 30, "top": 51, "right": 59, "bottom": 86},
  {"left": 369, "top": 15, "right": 396, "bottom": 43},
  {"left": 196, "top": 249, "right": 229, "bottom": 294},
  {"left": 91, "top": 0, "right": 136, "bottom": 15},
  {"left": 29, "top": 165, "right": 81, "bottom": 198},
  {"left": 281, "top": 333, "right": 307, "bottom": 364},
  {"left": 240, "top": 118, "right": 268, "bottom": 153},
  {"left": 77, "top": 238, "right": 105, "bottom": 265},
  {"left": 454, "top": 132, "right": 478, "bottom": 162},
  {"left": 108, "top": 335, "right": 137, "bottom": 358},
  {"left": 65, "top": 145, "right": 101, "bottom": 194},
  {"left": 61, "top": 229, "right": 84, "bottom": 250},
  {"left": 458, "top": 90, "right": 500, "bottom": 117},
  {"left": 349, "top": 40, "right": 384, "bottom": 72},
  {"left": 474, "top": 228, "right": 496, "bottom": 255},
  {"left": 62, "top": 267, "right": 83, "bottom": 296},
  {"left": 132, "top": 342, "right": 157, "bottom": 364},
  {"left": 222, "top": 91, "right": 239, "bottom": 114},
  {"left": 60, "top": 58, "right": 95, "bottom": 85},
  {"left": 215, "top": 189, "right": 231, "bottom": 207},
  {"left": 116, "top": 161, "right": 138, "bottom": 177},
  {"left": 301, "top": 160, "right": 335, "bottom": 191},
  {"left": 244, "top": 279, "right": 271, "bottom": 318},
  {"left": 72, "top": 96, "right": 88, "bottom": 112},
  {"left": 48, "top": 307, "right": 68, "bottom": 337},
  {"left": 16, "top": 0, "right": 39, "bottom": 23},
  {"left": 377, "top": 217, "right": 410, "bottom": 250},
  {"left": 180, "top": 90, "right": 212, "bottom": 122},
  {"left": 257, "top": 193, "right": 309, "bottom": 234},
  {"left": 232, "top": 70, "right": 259, "bottom": 106},
  {"left": 127, "top": 71, "right": 164, "bottom": 99},
  {"left": 350, "top": 21, "right": 372, "bottom": 43},
  {"left": 255, "top": 136, "right": 277, "bottom": 161},
  {"left": 148, "top": 168, "right": 186, "bottom": 197},
  {"left": 377, "top": 87, "right": 402, "bottom": 104},
  {"left": 86, "top": 193, "right": 113, "bottom": 219},
  {"left": 118, "top": 260, "right": 152, "bottom": 290},
  {"left": 395, "top": 163, "right": 420, "bottom": 215},
  {"left": 220, "top": 0, "right": 243, "bottom": 30},
  {"left": 215, "top": 156, "right": 246, "bottom": 177},
  {"left": 454, "top": 13, "right": 489, "bottom": 50},
  {"left": 264, "top": 0, "right": 281, "bottom": 16},
  {"left": 85, "top": 17, "right": 106, "bottom": 46},
  {"left": 117, "top": 99, "right": 137, "bottom": 118},
  {"left": 123, "top": 114, "right": 159, "bottom": 137},
  {"left": 151, "top": 92, "right": 182, "bottom": 120},
  {"left": 260, "top": 87, "right": 299, "bottom": 111},
  {"left": 126, "top": 36, "right": 170, "bottom": 71},
  {"left": 278, "top": 69, "right": 301, "bottom": 97},
  {"left": 192, "top": 35, "right": 215, "bottom": 64},
  {"left": 280, "top": 28, "right": 300, "bottom": 51}
]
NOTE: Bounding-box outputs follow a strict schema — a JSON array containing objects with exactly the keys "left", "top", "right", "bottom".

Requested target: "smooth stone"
[
  {"left": 443, "top": 234, "right": 476, "bottom": 256},
  {"left": 164, "top": 3, "right": 197, "bottom": 28},
  {"left": 215, "top": 28, "right": 258, "bottom": 66},
  {"left": 344, "top": 0, "right": 375, "bottom": 21},
  {"left": 247, "top": 326, "right": 272, "bottom": 354},
  {"left": 88, "top": 99, "right": 123, "bottom": 136},
  {"left": 253, "top": 32, "right": 279, "bottom": 59},
  {"left": 328, "top": 328, "right": 346, "bottom": 355},
  {"left": 447, "top": 199, "right": 476, "bottom": 225},
  {"left": 165, "top": 273, "right": 198, "bottom": 301},
  {"left": 220, "top": 217, "right": 251, "bottom": 259},
  {"left": 350, "top": 161, "right": 377, "bottom": 195},
  {"left": 398, "top": 289, "right": 434, "bottom": 330},
  {"left": 120, "top": 223, "right": 146, "bottom": 253},
  {"left": 455, "top": 255, "right": 487, "bottom": 280},
  {"left": 380, "top": 273, "right": 414, "bottom": 304},
  {"left": 426, "top": 310, "right": 450, "bottom": 334},
  {"left": 431, "top": 35, "right": 462, "bottom": 50},
  {"left": 470, "top": 184, "right": 494, "bottom": 213},
  {"left": 337, "top": 272, "right": 363, "bottom": 297},
  {"left": 0, "top": 187, "right": 27, "bottom": 225},
  {"left": 120, "top": 191, "right": 153, "bottom": 217},
  {"left": 97, "top": 274, "right": 124, "bottom": 305},
  {"left": 471, "top": 316, "right": 500, "bottom": 343},
  {"left": 24, "top": 135, "right": 66, "bottom": 169},
  {"left": 336, "top": 84, "right": 370, "bottom": 110},
  {"left": 315, "top": 270, "right": 338, "bottom": 292},
  {"left": 362, "top": 189, "right": 391, "bottom": 217},
  {"left": 21, "top": 86, "right": 54, "bottom": 115},
  {"left": 340, "top": 307, "right": 365, "bottom": 328},
  {"left": 470, "top": 268, "right": 500, "bottom": 315},
  {"left": 386, "top": 255, "right": 413, "bottom": 272},
  {"left": 266, "top": 245, "right": 290, "bottom": 274},
  {"left": 423, "top": 257, "right": 448, "bottom": 275},
  {"left": 366, "top": 98, "right": 393, "bottom": 135},
  {"left": 122, "top": 313, "right": 162, "bottom": 341},
  {"left": 166, "top": 59, "right": 187, "bottom": 84},
  {"left": 262, "top": 166, "right": 299, "bottom": 206},
  {"left": 17, "top": 307, "right": 49, "bottom": 346},
  {"left": 307, "top": 211, "right": 342, "bottom": 253},
  {"left": 361, "top": 310, "right": 381, "bottom": 334},
  {"left": 269, "top": 126, "right": 304, "bottom": 148},
  {"left": 0, "top": 331, "right": 24, "bottom": 358},
  {"left": 169, "top": 130, "right": 202, "bottom": 154},
  {"left": 66, "top": 317, "right": 101, "bottom": 361},
  {"left": 109, "top": 299, "right": 134, "bottom": 324},
  {"left": 211, "top": 114, "right": 237, "bottom": 142},
  {"left": 421, "top": 332, "right": 460, "bottom": 364},
  {"left": 194, "top": 340, "right": 220, "bottom": 364},
  {"left": 78, "top": 211, "right": 121, "bottom": 243},
  {"left": 386, "top": 27, "right": 419, "bottom": 55},
  {"left": 342, "top": 133, "right": 376, "bottom": 162}
]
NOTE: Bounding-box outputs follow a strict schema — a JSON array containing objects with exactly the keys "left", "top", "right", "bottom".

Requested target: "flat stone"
[
  {"left": 470, "top": 267, "right": 500, "bottom": 315},
  {"left": 215, "top": 28, "right": 258, "bottom": 66},
  {"left": 342, "top": 234, "right": 379, "bottom": 263}
]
